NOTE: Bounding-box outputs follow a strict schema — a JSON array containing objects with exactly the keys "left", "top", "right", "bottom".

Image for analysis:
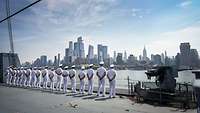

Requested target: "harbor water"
[{"left": 49, "top": 70, "right": 196, "bottom": 89}]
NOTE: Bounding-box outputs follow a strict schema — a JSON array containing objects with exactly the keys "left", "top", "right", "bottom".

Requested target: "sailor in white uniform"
[
  {"left": 22, "top": 68, "right": 27, "bottom": 87},
  {"left": 62, "top": 66, "right": 69, "bottom": 93},
  {"left": 30, "top": 67, "right": 37, "bottom": 88},
  {"left": 48, "top": 67, "right": 55, "bottom": 90},
  {"left": 41, "top": 66, "right": 48, "bottom": 89},
  {"left": 14, "top": 68, "right": 19, "bottom": 86},
  {"left": 6, "top": 66, "right": 12, "bottom": 85},
  {"left": 69, "top": 65, "right": 76, "bottom": 93},
  {"left": 35, "top": 67, "right": 41, "bottom": 88},
  {"left": 96, "top": 61, "right": 107, "bottom": 97},
  {"left": 55, "top": 65, "right": 63, "bottom": 91},
  {"left": 11, "top": 68, "right": 17, "bottom": 86},
  {"left": 107, "top": 64, "right": 117, "bottom": 98},
  {"left": 18, "top": 67, "right": 23, "bottom": 87},
  {"left": 25, "top": 68, "right": 31, "bottom": 87},
  {"left": 87, "top": 64, "right": 94, "bottom": 95},
  {"left": 78, "top": 66, "right": 86, "bottom": 94}
]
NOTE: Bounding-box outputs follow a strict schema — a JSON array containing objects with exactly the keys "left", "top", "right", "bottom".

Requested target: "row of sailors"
[{"left": 6, "top": 62, "right": 116, "bottom": 98}]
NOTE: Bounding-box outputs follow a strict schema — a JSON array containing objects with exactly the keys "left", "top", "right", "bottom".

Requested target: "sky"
[{"left": 1, "top": 0, "right": 200, "bottom": 63}]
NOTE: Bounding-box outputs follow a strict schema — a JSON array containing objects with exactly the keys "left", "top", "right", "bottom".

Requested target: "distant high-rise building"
[
  {"left": 40, "top": 55, "right": 47, "bottom": 66},
  {"left": 74, "top": 36, "right": 85, "bottom": 59},
  {"left": 113, "top": 51, "right": 116, "bottom": 62},
  {"left": 143, "top": 46, "right": 147, "bottom": 61},
  {"left": 180, "top": 42, "right": 191, "bottom": 67},
  {"left": 54, "top": 56, "right": 57, "bottom": 66},
  {"left": 161, "top": 53, "right": 165, "bottom": 64},
  {"left": 88, "top": 45, "right": 94, "bottom": 59},
  {"left": 127, "top": 54, "right": 137, "bottom": 65},
  {"left": 116, "top": 53, "right": 123, "bottom": 65},
  {"left": 58, "top": 53, "right": 60, "bottom": 66},
  {"left": 97, "top": 44, "right": 108, "bottom": 62},
  {"left": 190, "top": 49, "right": 200, "bottom": 68},
  {"left": 124, "top": 51, "right": 127, "bottom": 62},
  {"left": 152, "top": 54, "right": 162, "bottom": 65},
  {"left": 69, "top": 41, "right": 74, "bottom": 57}
]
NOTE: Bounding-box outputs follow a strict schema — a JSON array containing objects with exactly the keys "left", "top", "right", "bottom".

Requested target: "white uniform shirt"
[
  {"left": 62, "top": 70, "right": 69, "bottom": 78},
  {"left": 69, "top": 69, "right": 76, "bottom": 78},
  {"left": 26, "top": 69, "right": 31, "bottom": 77},
  {"left": 97, "top": 66, "right": 106, "bottom": 79},
  {"left": 87, "top": 68, "right": 94, "bottom": 79},
  {"left": 107, "top": 69, "right": 117, "bottom": 81},
  {"left": 41, "top": 69, "right": 48, "bottom": 78},
  {"left": 48, "top": 70, "right": 54, "bottom": 80},
  {"left": 55, "top": 68, "right": 62, "bottom": 76},
  {"left": 79, "top": 71, "right": 86, "bottom": 80},
  {"left": 36, "top": 70, "right": 41, "bottom": 78}
]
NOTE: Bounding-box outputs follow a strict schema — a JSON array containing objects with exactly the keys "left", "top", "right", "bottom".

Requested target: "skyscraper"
[
  {"left": 180, "top": 42, "right": 191, "bottom": 67},
  {"left": 98, "top": 44, "right": 108, "bottom": 62},
  {"left": 116, "top": 53, "right": 123, "bottom": 65},
  {"left": 40, "top": 55, "right": 47, "bottom": 66},
  {"left": 87, "top": 45, "right": 94, "bottom": 60},
  {"left": 113, "top": 51, "right": 116, "bottom": 62},
  {"left": 74, "top": 36, "right": 85, "bottom": 59},
  {"left": 69, "top": 41, "right": 73, "bottom": 57},
  {"left": 190, "top": 49, "right": 200, "bottom": 68},
  {"left": 143, "top": 46, "right": 147, "bottom": 61},
  {"left": 124, "top": 51, "right": 127, "bottom": 62},
  {"left": 57, "top": 53, "right": 60, "bottom": 66}
]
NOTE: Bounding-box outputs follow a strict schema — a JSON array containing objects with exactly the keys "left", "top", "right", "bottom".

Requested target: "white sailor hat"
[
  {"left": 64, "top": 66, "right": 68, "bottom": 69},
  {"left": 71, "top": 65, "right": 75, "bottom": 68},
  {"left": 99, "top": 61, "right": 104, "bottom": 65},
  {"left": 20, "top": 67, "right": 24, "bottom": 69},
  {"left": 45, "top": 66, "right": 48, "bottom": 68},
  {"left": 89, "top": 64, "right": 93, "bottom": 67},
  {"left": 59, "top": 64, "right": 63, "bottom": 67},
  {"left": 110, "top": 64, "right": 114, "bottom": 68},
  {"left": 34, "top": 67, "right": 37, "bottom": 69},
  {"left": 81, "top": 66, "right": 85, "bottom": 70}
]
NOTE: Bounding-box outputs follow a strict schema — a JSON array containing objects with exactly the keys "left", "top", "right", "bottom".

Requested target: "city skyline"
[{"left": 1, "top": 0, "right": 200, "bottom": 62}]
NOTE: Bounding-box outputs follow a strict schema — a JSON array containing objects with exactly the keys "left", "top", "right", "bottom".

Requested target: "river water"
[{"left": 70, "top": 70, "right": 196, "bottom": 89}]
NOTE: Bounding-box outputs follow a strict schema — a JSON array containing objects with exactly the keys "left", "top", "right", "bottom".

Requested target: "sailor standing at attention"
[
  {"left": 48, "top": 67, "right": 55, "bottom": 90},
  {"left": 10, "top": 68, "right": 16, "bottom": 86},
  {"left": 55, "top": 65, "right": 63, "bottom": 91},
  {"left": 62, "top": 66, "right": 69, "bottom": 93},
  {"left": 87, "top": 64, "right": 94, "bottom": 95},
  {"left": 6, "top": 66, "right": 11, "bottom": 85},
  {"left": 25, "top": 67, "right": 31, "bottom": 87},
  {"left": 18, "top": 67, "right": 23, "bottom": 87},
  {"left": 69, "top": 65, "right": 76, "bottom": 93},
  {"left": 193, "top": 74, "right": 200, "bottom": 113},
  {"left": 78, "top": 66, "right": 86, "bottom": 94},
  {"left": 30, "top": 67, "right": 36, "bottom": 88},
  {"left": 96, "top": 61, "right": 107, "bottom": 97},
  {"left": 14, "top": 68, "right": 19, "bottom": 86},
  {"left": 41, "top": 66, "right": 48, "bottom": 89},
  {"left": 22, "top": 67, "right": 27, "bottom": 87},
  {"left": 35, "top": 67, "right": 41, "bottom": 88},
  {"left": 107, "top": 64, "right": 117, "bottom": 98}
]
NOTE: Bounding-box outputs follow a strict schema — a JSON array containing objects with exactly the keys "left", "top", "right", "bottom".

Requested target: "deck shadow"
[
  {"left": 73, "top": 94, "right": 88, "bottom": 98},
  {"left": 94, "top": 97, "right": 111, "bottom": 101},
  {"left": 82, "top": 95, "right": 99, "bottom": 100}
]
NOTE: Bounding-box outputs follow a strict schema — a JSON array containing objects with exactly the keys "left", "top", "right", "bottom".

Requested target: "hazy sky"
[{"left": 1, "top": 0, "right": 200, "bottom": 63}]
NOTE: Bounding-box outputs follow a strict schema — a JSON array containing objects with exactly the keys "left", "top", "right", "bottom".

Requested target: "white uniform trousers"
[
  {"left": 79, "top": 80, "right": 85, "bottom": 94},
  {"left": 42, "top": 77, "right": 47, "bottom": 89},
  {"left": 36, "top": 78, "right": 41, "bottom": 88},
  {"left": 70, "top": 78, "right": 76, "bottom": 93},
  {"left": 49, "top": 79, "right": 54, "bottom": 90},
  {"left": 56, "top": 76, "right": 62, "bottom": 91},
  {"left": 31, "top": 76, "right": 35, "bottom": 87},
  {"left": 26, "top": 76, "right": 31, "bottom": 87},
  {"left": 109, "top": 80, "right": 116, "bottom": 97},
  {"left": 63, "top": 77, "right": 68, "bottom": 93},
  {"left": 87, "top": 79, "right": 93, "bottom": 94},
  {"left": 97, "top": 78, "right": 105, "bottom": 96},
  {"left": 6, "top": 74, "right": 10, "bottom": 85}
]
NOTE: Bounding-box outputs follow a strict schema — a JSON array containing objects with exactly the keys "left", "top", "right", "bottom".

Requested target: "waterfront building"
[
  {"left": 97, "top": 44, "right": 108, "bottom": 62},
  {"left": 116, "top": 53, "right": 123, "bottom": 65},
  {"left": 180, "top": 42, "right": 191, "bottom": 67},
  {"left": 74, "top": 36, "right": 85, "bottom": 59},
  {"left": 124, "top": 51, "right": 127, "bottom": 62},
  {"left": 40, "top": 55, "right": 47, "bottom": 66},
  {"left": 143, "top": 46, "right": 147, "bottom": 61}
]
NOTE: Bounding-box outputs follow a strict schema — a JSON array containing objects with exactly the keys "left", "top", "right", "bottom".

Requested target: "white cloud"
[{"left": 178, "top": 1, "right": 192, "bottom": 8}]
